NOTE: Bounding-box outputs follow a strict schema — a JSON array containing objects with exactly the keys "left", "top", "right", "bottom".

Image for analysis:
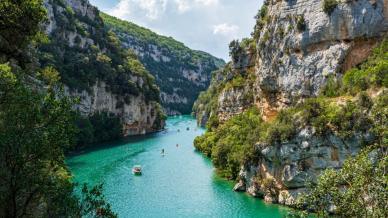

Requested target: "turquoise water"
[{"left": 67, "top": 116, "right": 289, "bottom": 218}]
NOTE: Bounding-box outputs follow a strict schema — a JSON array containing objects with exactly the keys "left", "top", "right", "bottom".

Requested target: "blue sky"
[{"left": 90, "top": 0, "right": 263, "bottom": 61}]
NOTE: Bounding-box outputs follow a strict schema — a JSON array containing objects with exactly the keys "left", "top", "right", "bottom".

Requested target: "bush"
[
  {"left": 323, "top": 0, "right": 338, "bottom": 15},
  {"left": 194, "top": 108, "right": 263, "bottom": 179},
  {"left": 296, "top": 15, "right": 306, "bottom": 32},
  {"left": 320, "top": 74, "right": 342, "bottom": 97},
  {"left": 342, "top": 40, "right": 388, "bottom": 94},
  {"left": 74, "top": 112, "right": 123, "bottom": 149},
  {"left": 296, "top": 149, "right": 388, "bottom": 217}
]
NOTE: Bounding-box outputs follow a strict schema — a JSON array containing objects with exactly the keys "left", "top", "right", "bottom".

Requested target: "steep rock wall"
[
  {"left": 42, "top": 0, "right": 165, "bottom": 136},
  {"left": 254, "top": 0, "right": 388, "bottom": 117},
  {"left": 102, "top": 14, "right": 225, "bottom": 115},
  {"left": 65, "top": 81, "right": 162, "bottom": 136},
  {"left": 194, "top": 0, "right": 388, "bottom": 206}
]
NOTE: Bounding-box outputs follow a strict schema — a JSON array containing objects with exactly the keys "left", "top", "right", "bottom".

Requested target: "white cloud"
[
  {"left": 95, "top": 0, "right": 261, "bottom": 60},
  {"left": 195, "top": 0, "right": 218, "bottom": 6},
  {"left": 174, "top": 0, "right": 190, "bottom": 13},
  {"left": 110, "top": 0, "right": 167, "bottom": 20},
  {"left": 213, "top": 23, "right": 239, "bottom": 37},
  {"left": 174, "top": 0, "right": 219, "bottom": 13}
]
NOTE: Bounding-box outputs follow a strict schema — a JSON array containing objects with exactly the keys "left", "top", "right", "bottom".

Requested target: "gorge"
[{"left": 0, "top": 0, "right": 387, "bottom": 217}]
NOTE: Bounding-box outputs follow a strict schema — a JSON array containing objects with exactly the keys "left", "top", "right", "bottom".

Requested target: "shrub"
[
  {"left": 342, "top": 40, "right": 388, "bottom": 94},
  {"left": 194, "top": 108, "right": 263, "bottom": 179},
  {"left": 224, "top": 75, "right": 245, "bottom": 90},
  {"left": 296, "top": 15, "right": 306, "bottom": 32},
  {"left": 320, "top": 74, "right": 342, "bottom": 97},
  {"left": 75, "top": 112, "right": 123, "bottom": 149},
  {"left": 296, "top": 149, "right": 388, "bottom": 217},
  {"left": 323, "top": 0, "right": 338, "bottom": 15},
  {"left": 278, "top": 26, "right": 285, "bottom": 39},
  {"left": 260, "top": 31, "right": 270, "bottom": 47}
]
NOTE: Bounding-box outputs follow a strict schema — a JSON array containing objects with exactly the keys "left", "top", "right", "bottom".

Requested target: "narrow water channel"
[{"left": 67, "top": 116, "right": 289, "bottom": 217}]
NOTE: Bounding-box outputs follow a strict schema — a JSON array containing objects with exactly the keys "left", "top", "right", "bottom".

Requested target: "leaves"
[{"left": 298, "top": 149, "right": 388, "bottom": 217}]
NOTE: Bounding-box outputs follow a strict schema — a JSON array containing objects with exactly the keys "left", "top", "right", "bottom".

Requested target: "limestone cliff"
[
  {"left": 102, "top": 14, "right": 225, "bottom": 115},
  {"left": 253, "top": 0, "right": 388, "bottom": 118},
  {"left": 196, "top": 0, "right": 388, "bottom": 125},
  {"left": 40, "top": 0, "right": 165, "bottom": 136},
  {"left": 194, "top": 0, "right": 388, "bottom": 206}
]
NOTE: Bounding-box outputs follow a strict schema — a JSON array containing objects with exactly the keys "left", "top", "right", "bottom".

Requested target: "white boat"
[{"left": 132, "top": 165, "right": 142, "bottom": 175}]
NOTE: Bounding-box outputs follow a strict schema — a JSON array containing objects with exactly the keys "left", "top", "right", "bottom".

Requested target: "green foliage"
[
  {"left": 252, "top": 3, "right": 270, "bottom": 39},
  {"left": 277, "top": 26, "right": 285, "bottom": 39},
  {"left": 296, "top": 15, "right": 306, "bottom": 32},
  {"left": 319, "top": 74, "right": 342, "bottom": 97},
  {"left": 152, "top": 103, "right": 167, "bottom": 130},
  {"left": 0, "top": 63, "right": 117, "bottom": 217},
  {"left": 370, "top": 93, "right": 388, "bottom": 146},
  {"left": 261, "top": 31, "right": 270, "bottom": 46},
  {"left": 319, "top": 40, "right": 388, "bottom": 98},
  {"left": 342, "top": 40, "right": 388, "bottom": 95},
  {"left": 79, "top": 184, "right": 118, "bottom": 218},
  {"left": 75, "top": 112, "right": 123, "bottom": 149},
  {"left": 38, "top": 2, "right": 160, "bottom": 104},
  {"left": 195, "top": 94, "right": 382, "bottom": 180},
  {"left": 101, "top": 13, "right": 224, "bottom": 113},
  {"left": 296, "top": 149, "right": 388, "bottom": 217},
  {"left": 264, "top": 109, "right": 298, "bottom": 144},
  {"left": 0, "top": 0, "right": 46, "bottom": 62},
  {"left": 194, "top": 108, "right": 263, "bottom": 179},
  {"left": 0, "top": 2, "right": 116, "bottom": 215},
  {"left": 229, "top": 40, "right": 243, "bottom": 62},
  {"left": 193, "top": 65, "right": 230, "bottom": 128},
  {"left": 224, "top": 75, "right": 245, "bottom": 90},
  {"left": 322, "top": 0, "right": 338, "bottom": 15}
]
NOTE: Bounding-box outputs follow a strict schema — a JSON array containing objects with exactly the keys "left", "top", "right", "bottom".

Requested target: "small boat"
[
  {"left": 186, "top": 127, "right": 190, "bottom": 131},
  {"left": 132, "top": 165, "right": 142, "bottom": 175}
]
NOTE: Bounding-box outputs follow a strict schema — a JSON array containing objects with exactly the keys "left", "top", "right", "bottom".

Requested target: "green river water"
[{"left": 67, "top": 116, "right": 290, "bottom": 218}]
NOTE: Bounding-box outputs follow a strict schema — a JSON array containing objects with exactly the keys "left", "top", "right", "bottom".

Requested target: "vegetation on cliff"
[
  {"left": 75, "top": 112, "right": 123, "bottom": 148},
  {"left": 39, "top": 0, "right": 160, "bottom": 103},
  {"left": 101, "top": 13, "right": 225, "bottom": 114},
  {"left": 0, "top": 0, "right": 116, "bottom": 216},
  {"left": 194, "top": 39, "right": 388, "bottom": 214},
  {"left": 38, "top": 0, "right": 167, "bottom": 149}
]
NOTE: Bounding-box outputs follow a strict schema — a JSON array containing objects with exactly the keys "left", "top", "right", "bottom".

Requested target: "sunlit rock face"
[
  {"left": 42, "top": 0, "right": 165, "bottom": 135},
  {"left": 102, "top": 14, "right": 225, "bottom": 115},
  {"left": 194, "top": 0, "right": 387, "bottom": 205},
  {"left": 254, "top": 0, "right": 388, "bottom": 117}
]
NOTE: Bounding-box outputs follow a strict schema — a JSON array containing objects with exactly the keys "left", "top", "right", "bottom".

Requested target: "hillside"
[
  {"left": 193, "top": 0, "right": 388, "bottom": 213},
  {"left": 101, "top": 13, "right": 225, "bottom": 115},
  {"left": 38, "top": 0, "right": 166, "bottom": 146}
]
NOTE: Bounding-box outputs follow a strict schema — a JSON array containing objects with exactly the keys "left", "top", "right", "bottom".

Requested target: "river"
[{"left": 67, "top": 116, "right": 290, "bottom": 217}]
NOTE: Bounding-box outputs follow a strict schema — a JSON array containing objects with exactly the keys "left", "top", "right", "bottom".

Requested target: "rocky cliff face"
[
  {"left": 102, "top": 14, "right": 225, "bottom": 115},
  {"left": 254, "top": 0, "right": 388, "bottom": 118},
  {"left": 41, "top": 0, "right": 165, "bottom": 136},
  {"left": 236, "top": 127, "right": 374, "bottom": 205},
  {"left": 194, "top": 0, "right": 388, "bottom": 206},
  {"left": 65, "top": 81, "right": 163, "bottom": 136}
]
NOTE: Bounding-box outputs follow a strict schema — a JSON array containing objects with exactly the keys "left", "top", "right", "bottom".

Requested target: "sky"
[{"left": 90, "top": 0, "right": 263, "bottom": 61}]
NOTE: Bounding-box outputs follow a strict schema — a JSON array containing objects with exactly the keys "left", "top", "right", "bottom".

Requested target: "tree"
[
  {"left": 0, "top": 0, "right": 117, "bottom": 216},
  {"left": 0, "top": 63, "right": 73, "bottom": 216},
  {"left": 229, "top": 40, "right": 242, "bottom": 62},
  {"left": 0, "top": 0, "right": 46, "bottom": 61},
  {"left": 0, "top": 63, "right": 118, "bottom": 217},
  {"left": 295, "top": 148, "right": 388, "bottom": 217}
]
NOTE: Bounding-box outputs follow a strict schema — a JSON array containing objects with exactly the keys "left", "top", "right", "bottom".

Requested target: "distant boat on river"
[{"left": 132, "top": 165, "right": 142, "bottom": 175}]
